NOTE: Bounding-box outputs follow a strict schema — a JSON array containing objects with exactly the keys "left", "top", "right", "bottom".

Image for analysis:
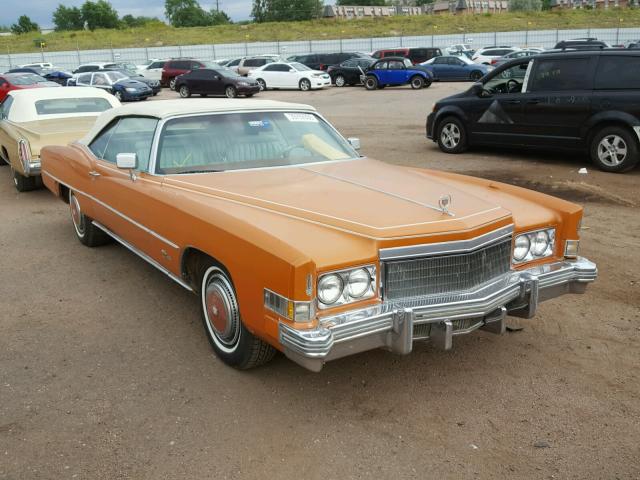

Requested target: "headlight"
[
  {"left": 318, "top": 274, "right": 343, "bottom": 305},
  {"left": 513, "top": 228, "right": 556, "bottom": 264},
  {"left": 237, "top": 81, "right": 249, "bottom": 86},
  {"left": 125, "top": 87, "right": 136, "bottom": 92},
  {"left": 317, "top": 265, "right": 376, "bottom": 309}
]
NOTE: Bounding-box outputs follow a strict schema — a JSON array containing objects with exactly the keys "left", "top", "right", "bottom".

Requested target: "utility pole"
[{"left": 216, "top": 0, "right": 220, "bottom": 11}]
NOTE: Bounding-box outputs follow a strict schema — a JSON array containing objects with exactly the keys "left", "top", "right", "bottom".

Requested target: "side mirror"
[
  {"left": 347, "top": 137, "right": 361, "bottom": 150},
  {"left": 470, "top": 82, "right": 486, "bottom": 97},
  {"left": 116, "top": 152, "right": 137, "bottom": 170}
]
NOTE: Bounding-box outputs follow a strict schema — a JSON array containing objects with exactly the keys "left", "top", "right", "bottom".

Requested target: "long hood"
[
  {"left": 14, "top": 117, "right": 98, "bottom": 154},
  {"left": 163, "top": 158, "right": 512, "bottom": 240}
]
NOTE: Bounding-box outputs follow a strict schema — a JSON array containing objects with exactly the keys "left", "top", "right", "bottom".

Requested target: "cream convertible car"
[{"left": 0, "top": 87, "right": 120, "bottom": 191}]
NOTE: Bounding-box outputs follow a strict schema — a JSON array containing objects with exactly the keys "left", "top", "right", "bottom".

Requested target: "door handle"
[
  {"left": 507, "top": 100, "right": 521, "bottom": 104},
  {"left": 527, "top": 99, "right": 541, "bottom": 104},
  {"left": 89, "top": 171, "right": 101, "bottom": 177}
]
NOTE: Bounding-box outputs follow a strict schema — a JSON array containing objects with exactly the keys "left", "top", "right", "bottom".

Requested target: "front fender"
[{"left": 433, "top": 105, "right": 470, "bottom": 130}]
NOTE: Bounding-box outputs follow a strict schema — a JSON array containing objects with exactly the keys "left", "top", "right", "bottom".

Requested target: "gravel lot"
[{"left": 1, "top": 83, "right": 639, "bottom": 480}]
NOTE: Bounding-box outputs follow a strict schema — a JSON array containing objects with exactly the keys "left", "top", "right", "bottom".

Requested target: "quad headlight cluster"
[
  {"left": 317, "top": 265, "right": 376, "bottom": 309},
  {"left": 512, "top": 228, "right": 556, "bottom": 264}
]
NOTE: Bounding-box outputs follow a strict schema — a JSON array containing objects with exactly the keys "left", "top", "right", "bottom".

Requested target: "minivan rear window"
[
  {"left": 529, "top": 58, "right": 591, "bottom": 92},
  {"left": 595, "top": 56, "right": 640, "bottom": 90}
]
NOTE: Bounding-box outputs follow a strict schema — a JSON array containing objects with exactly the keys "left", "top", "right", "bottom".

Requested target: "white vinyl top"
[
  {"left": 80, "top": 98, "right": 317, "bottom": 144},
  {"left": 6, "top": 87, "right": 121, "bottom": 123}
]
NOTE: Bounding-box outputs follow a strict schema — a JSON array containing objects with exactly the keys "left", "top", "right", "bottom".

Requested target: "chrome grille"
[{"left": 383, "top": 238, "right": 512, "bottom": 301}]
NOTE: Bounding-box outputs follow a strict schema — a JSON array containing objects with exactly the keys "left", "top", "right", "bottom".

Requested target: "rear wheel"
[
  {"left": 590, "top": 126, "right": 639, "bottom": 173},
  {"left": 68, "top": 190, "right": 111, "bottom": 247},
  {"left": 114, "top": 91, "right": 123, "bottom": 102},
  {"left": 169, "top": 78, "right": 177, "bottom": 90},
  {"left": 410, "top": 75, "right": 424, "bottom": 90},
  {"left": 436, "top": 116, "right": 468, "bottom": 154},
  {"left": 179, "top": 85, "right": 191, "bottom": 98},
  {"left": 470, "top": 70, "right": 483, "bottom": 81},
  {"left": 257, "top": 79, "right": 266, "bottom": 91},
  {"left": 334, "top": 74, "right": 346, "bottom": 87},
  {"left": 12, "top": 168, "right": 38, "bottom": 192},
  {"left": 364, "top": 75, "right": 378, "bottom": 90},
  {"left": 199, "top": 264, "right": 276, "bottom": 369},
  {"left": 225, "top": 85, "right": 238, "bottom": 98},
  {"left": 299, "top": 78, "right": 311, "bottom": 91}
]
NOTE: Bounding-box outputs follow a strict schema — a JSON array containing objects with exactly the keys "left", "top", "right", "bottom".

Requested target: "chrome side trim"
[
  {"left": 42, "top": 171, "right": 180, "bottom": 250},
  {"left": 379, "top": 224, "right": 514, "bottom": 261},
  {"left": 92, "top": 221, "right": 193, "bottom": 292}
]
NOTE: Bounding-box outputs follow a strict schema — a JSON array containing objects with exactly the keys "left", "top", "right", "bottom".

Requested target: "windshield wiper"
[{"left": 175, "top": 169, "right": 224, "bottom": 174}]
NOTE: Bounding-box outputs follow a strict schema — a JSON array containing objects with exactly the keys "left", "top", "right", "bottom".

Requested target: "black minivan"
[
  {"left": 426, "top": 50, "right": 640, "bottom": 172},
  {"left": 286, "top": 52, "right": 369, "bottom": 71}
]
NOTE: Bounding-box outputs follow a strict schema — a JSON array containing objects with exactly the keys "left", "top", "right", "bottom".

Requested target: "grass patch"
[{"left": 2, "top": 9, "right": 637, "bottom": 54}]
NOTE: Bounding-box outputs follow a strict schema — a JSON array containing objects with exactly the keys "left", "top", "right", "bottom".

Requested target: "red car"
[
  {"left": 0, "top": 73, "right": 56, "bottom": 101},
  {"left": 161, "top": 58, "right": 210, "bottom": 90}
]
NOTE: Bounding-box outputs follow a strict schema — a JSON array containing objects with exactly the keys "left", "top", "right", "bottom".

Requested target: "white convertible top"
[
  {"left": 6, "top": 87, "right": 120, "bottom": 123},
  {"left": 80, "top": 98, "right": 317, "bottom": 144}
]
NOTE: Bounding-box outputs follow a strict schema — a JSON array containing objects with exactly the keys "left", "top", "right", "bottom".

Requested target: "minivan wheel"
[
  {"left": 591, "top": 126, "right": 639, "bottom": 173},
  {"left": 199, "top": 264, "right": 276, "bottom": 369},
  {"left": 334, "top": 75, "right": 346, "bottom": 87},
  {"left": 179, "top": 85, "right": 191, "bottom": 98},
  {"left": 410, "top": 75, "right": 424, "bottom": 89},
  {"left": 364, "top": 75, "right": 378, "bottom": 90},
  {"left": 436, "top": 116, "right": 468, "bottom": 154},
  {"left": 225, "top": 86, "right": 238, "bottom": 98}
]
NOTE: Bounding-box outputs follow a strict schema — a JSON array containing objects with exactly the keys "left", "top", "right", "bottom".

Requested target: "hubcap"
[
  {"left": 180, "top": 87, "right": 188, "bottom": 97},
  {"left": 203, "top": 272, "right": 240, "bottom": 350},
  {"left": 597, "top": 135, "right": 627, "bottom": 167},
  {"left": 226, "top": 87, "right": 235, "bottom": 98},
  {"left": 70, "top": 193, "right": 85, "bottom": 236},
  {"left": 258, "top": 80, "right": 265, "bottom": 90},
  {"left": 412, "top": 78, "right": 421, "bottom": 88},
  {"left": 301, "top": 81, "right": 309, "bottom": 91},
  {"left": 336, "top": 76, "right": 345, "bottom": 87},
  {"left": 366, "top": 79, "right": 375, "bottom": 89},
  {"left": 441, "top": 123, "right": 461, "bottom": 149}
]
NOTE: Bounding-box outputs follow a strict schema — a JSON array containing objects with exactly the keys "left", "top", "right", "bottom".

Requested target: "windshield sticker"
[
  {"left": 248, "top": 120, "right": 271, "bottom": 128},
  {"left": 285, "top": 113, "right": 318, "bottom": 123}
]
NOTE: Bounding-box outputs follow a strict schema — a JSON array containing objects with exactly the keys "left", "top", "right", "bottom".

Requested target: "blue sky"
[{"left": 3, "top": 0, "right": 254, "bottom": 28}]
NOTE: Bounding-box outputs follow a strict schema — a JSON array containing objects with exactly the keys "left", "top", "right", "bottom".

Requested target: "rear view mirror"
[
  {"left": 470, "top": 82, "right": 484, "bottom": 97},
  {"left": 347, "top": 137, "right": 361, "bottom": 150},
  {"left": 116, "top": 152, "right": 137, "bottom": 170}
]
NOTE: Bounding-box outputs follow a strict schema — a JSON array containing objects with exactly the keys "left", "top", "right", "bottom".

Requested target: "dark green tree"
[
  {"left": 415, "top": 0, "right": 434, "bottom": 5},
  {"left": 209, "top": 9, "right": 231, "bottom": 25},
  {"left": 120, "top": 15, "right": 158, "bottom": 27},
  {"left": 52, "top": 5, "right": 85, "bottom": 31},
  {"left": 337, "top": 0, "right": 385, "bottom": 4},
  {"left": 252, "top": 0, "right": 322, "bottom": 22},
  {"left": 10, "top": 15, "right": 40, "bottom": 34},
  {"left": 81, "top": 0, "right": 120, "bottom": 30}
]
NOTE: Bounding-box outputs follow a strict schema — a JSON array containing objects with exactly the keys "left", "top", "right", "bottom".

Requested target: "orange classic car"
[{"left": 40, "top": 99, "right": 597, "bottom": 372}]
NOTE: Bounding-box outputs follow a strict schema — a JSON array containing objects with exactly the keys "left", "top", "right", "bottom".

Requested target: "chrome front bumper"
[{"left": 279, "top": 257, "right": 597, "bottom": 372}]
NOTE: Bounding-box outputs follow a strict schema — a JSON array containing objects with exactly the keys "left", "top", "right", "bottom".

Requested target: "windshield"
[
  {"left": 292, "top": 63, "right": 311, "bottom": 71},
  {"left": 459, "top": 56, "right": 474, "bottom": 65},
  {"left": 156, "top": 111, "right": 358, "bottom": 174},
  {"left": 9, "top": 74, "right": 44, "bottom": 85},
  {"left": 35, "top": 97, "right": 113, "bottom": 116},
  {"left": 106, "top": 71, "right": 127, "bottom": 82},
  {"left": 218, "top": 66, "right": 240, "bottom": 77}
]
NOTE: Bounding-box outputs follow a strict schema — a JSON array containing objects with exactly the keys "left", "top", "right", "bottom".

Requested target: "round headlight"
[
  {"left": 513, "top": 235, "right": 531, "bottom": 262},
  {"left": 347, "top": 268, "right": 371, "bottom": 298},
  {"left": 317, "top": 274, "right": 343, "bottom": 305},
  {"left": 532, "top": 230, "right": 550, "bottom": 256}
]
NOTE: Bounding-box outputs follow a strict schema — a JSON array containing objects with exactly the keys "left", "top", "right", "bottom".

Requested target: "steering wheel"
[
  {"left": 506, "top": 79, "right": 520, "bottom": 93},
  {"left": 280, "top": 144, "right": 308, "bottom": 159}
]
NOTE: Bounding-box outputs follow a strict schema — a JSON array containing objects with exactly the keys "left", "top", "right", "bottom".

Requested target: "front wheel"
[
  {"left": 410, "top": 75, "right": 424, "bottom": 90},
  {"left": 436, "top": 116, "right": 468, "bottom": 154},
  {"left": 199, "top": 264, "right": 276, "bottom": 369},
  {"left": 256, "top": 79, "right": 266, "bottom": 91},
  {"left": 364, "top": 75, "right": 378, "bottom": 90},
  {"left": 299, "top": 78, "right": 311, "bottom": 91},
  {"left": 590, "top": 126, "right": 639, "bottom": 173},
  {"left": 179, "top": 85, "right": 191, "bottom": 98},
  {"left": 169, "top": 78, "right": 177, "bottom": 90},
  {"left": 114, "top": 90, "right": 123, "bottom": 102},
  {"left": 334, "top": 74, "right": 346, "bottom": 87},
  {"left": 225, "top": 85, "right": 238, "bottom": 98},
  {"left": 68, "top": 190, "right": 111, "bottom": 247}
]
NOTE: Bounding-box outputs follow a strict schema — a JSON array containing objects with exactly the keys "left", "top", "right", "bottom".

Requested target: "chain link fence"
[{"left": 1, "top": 26, "right": 638, "bottom": 71}]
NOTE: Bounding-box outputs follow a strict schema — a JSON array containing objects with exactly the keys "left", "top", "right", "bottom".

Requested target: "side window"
[
  {"left": 263, "top": 64, "right": 280, "bottom": 72},
  {"left": 1, "top": 96, "right": 14, "bottom": 120},
  {"left": 388, "top": 60, "right": 404, "bottom": 70},
  {"left": 372, "top": 51, "right": 381, "bottom": 59},
  {"left": 89, "top": 120, "right": 119, "bottom": 160},
  {"left": 191, "top": 62, "right": 202, "bottom": 70},
  {"left": 77, "top": 73, "right": 92, "bottom": 85},
  {"left": 92, "top": 73, "right": 109, "bottom": 86},
  {"left": 149, "top": 61, "right": 164, "bottom": 69},
  {"left": 595, "top": 56, "right": 640, "bottom": 90},
  {"left": 433, "top": 57, "right": 447, "bottom": 65},
  {"left": 529, "top": 58, "right": 591, "bottom": 92},
  {"left": 96, "top": 117, "right": 158, "bottom": 170},
  {"left": 227, "top": 58, "right": 240, "bottom": 67},
  {"left": 374, "top": 61, "right": 387, "bottom": 70},
  {"left": 0, "top": 79, "right": 7, "bottom": 87}
]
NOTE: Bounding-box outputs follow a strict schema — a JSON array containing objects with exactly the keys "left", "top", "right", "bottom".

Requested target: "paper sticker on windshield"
[
  {"left": 285, "top": 113, "right": 318, "bottom": 123},
  {"left": 248, "top": 120, "right": 270, "bottom": 128}
]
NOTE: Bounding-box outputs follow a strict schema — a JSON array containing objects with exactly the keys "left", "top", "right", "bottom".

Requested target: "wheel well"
[
  {"left": 434, "top": 113, "right": 464, "bottom": 137},
  {"left": 1, "top": 146, "right": 8, "bottom": 163},
  {"left": 586, "top": 121, "right": 637, "bottom": 148},
  {"left": 181, "top": 247, "right": 229, "bottom": 293}
]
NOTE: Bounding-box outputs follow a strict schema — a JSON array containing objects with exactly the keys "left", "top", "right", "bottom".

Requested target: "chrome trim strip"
[
  {"left": 92, "top": 221, "right": 193, "bottom": 292},
  {"left": 42, "top": 171, "right": 180, "bottom": 250},
  {"left": 379, "top": 224, "right": 514, "bottom": 261}
]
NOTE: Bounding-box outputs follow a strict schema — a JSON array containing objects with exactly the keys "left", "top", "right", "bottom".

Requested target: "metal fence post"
[
  {"left": 494, "top": 31, "right": 497, "bottom": 44},
  {"left": 178, "top": 45, "right": 183, "bottom": 57},
  {"left": 370, "top": 37, "right": 373, "bottom": 52},
  {"left": 400, "top": 32, "right": 403, "bottom": 47},
  {"left": 276, "top": 39, "right": 280, "bottom": 54},
  {"left": 110, "top": 42, "right": 115, "bottom": 61},
  {"left": 145, "top": 47, "right": 149, "bottom": 62},
  {"left": 6, "top": 47, "right": 12, "bottom": 69},
  {"left": 309, "top": 39, "right": 312, "bottom": 52},
  {"left": 556, "top": 28, "right": 559, "bottom": 44},
  {"left": 76, "top": 43, "right": 81, "bottom": 65}
]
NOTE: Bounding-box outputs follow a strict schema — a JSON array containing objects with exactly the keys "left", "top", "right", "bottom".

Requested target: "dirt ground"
[{"left": 1, "top": 82, "right": 639, "bottom": 480}]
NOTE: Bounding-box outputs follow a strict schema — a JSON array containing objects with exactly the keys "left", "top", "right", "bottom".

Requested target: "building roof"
[{"left": 81, "top": 99, "right": 317, "bottom": 144}]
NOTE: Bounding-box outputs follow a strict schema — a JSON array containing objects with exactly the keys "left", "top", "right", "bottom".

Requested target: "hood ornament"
[{"left": 438, "top": 194, "right": 454, "bottom": 216}]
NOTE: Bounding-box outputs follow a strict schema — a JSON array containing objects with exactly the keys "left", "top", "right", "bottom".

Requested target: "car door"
[
  {"left": 0, "top": 95, "right": 15, "bottom": 161},
  {"left": 519, "top": 56, "right": 596, "bottom": 149},
  {"left": 144, "top": 61, "right": 165, "bottom": 81},
  {"left": 206, "top": 69, "right": 226, "bottom": 95},
  {"left": 85, "top": 116, "right": 165, "bottom": 259},
  {"left": 90, "top": 72, "right": 113, "bottom": 93},
  {"left": 466, "top": 61, "right": 531, "bottom": 146},
  {"left": 259, "top": 64, "right": 282, "bottom": 88},
  {"left": 387, "top": 60, "right": 408, "bottom": 84},
  {"left": 448, "top": 57, "right": 467, "bottom": 79},
  {"left": 372, "top": 60, "right": 389, "bottom": 84},
  {"left": 430, "top": 57, "right": 449, "bottom": 79}
]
